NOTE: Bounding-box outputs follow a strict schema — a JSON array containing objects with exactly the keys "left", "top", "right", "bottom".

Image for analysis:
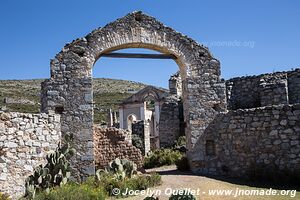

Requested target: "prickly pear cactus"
[
  {"left": 24, "top": 142, "right": 75, "bottom": 199},
  {"left": 96, "top": 158, "right": 137, "bottom": 181},
  {"left": 121, "top": 158, "right": 137, "bottom": 178}
]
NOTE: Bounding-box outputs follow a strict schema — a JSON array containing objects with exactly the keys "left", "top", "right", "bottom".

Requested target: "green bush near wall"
[
  {"left": 34, "top": 183, "right": 106, "bottom": 200},
  {"left": 144, "top": 149, "right": 183, "bottom": 169}
]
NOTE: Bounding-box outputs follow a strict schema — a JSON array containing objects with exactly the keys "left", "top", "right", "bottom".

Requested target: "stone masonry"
[
  {"left": 197, "top": 104, "right": 300, "bottom": 178},
  {"left": 226, "top": 69, "right": 300, "bottom": 110},
  {"left": 169, "top": 71, "right": 182, "bottom": 96},
  {"left": 159, "top": 72, "right": 184, "bottom": 147},
  {"left": 41, "top": 11, "right": 226, "bottom": 178},
  {"left": 191, "top": 68, "right": 300, "bottom": 178},
  {"left": 93, "top": 126, "right": 143, "bottom": 169},
  {"left": 0, "top": 111, "right": 61, "bottom": 199},
  {"left": 159, "top": 96, "right": 182, "bottom": 148}
]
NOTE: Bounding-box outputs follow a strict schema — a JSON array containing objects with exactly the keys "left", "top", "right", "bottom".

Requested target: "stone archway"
[{"left": 41, "top": 11, "right": 226, "bottom": 180}]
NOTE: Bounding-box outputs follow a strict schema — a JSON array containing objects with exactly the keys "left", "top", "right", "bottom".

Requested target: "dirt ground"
[{"left": 120, "top": 165, "right": 299, "bottom": 200}]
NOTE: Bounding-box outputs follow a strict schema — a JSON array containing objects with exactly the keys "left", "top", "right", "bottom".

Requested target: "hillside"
[{"left": 0, "top": 78, "right": 147, "bottom": 124}]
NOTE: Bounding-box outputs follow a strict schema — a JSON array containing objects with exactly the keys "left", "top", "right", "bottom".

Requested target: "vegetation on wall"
[
  {"left": 132, "top": 134, "right": 145, "bottom": 154},
  {"left": 173, "top": 136, "right": 186, "bottom": 152}
]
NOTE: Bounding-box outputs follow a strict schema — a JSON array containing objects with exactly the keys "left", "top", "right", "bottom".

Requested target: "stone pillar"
[
  {"left": 144, "top": 120, "right": 151, "bottom": 154},
  {"left": 140, "top": 103, "right": 145, "bottom": 120},
  {"left": 169, "top": 72, "right": 182, "bottom": 96},
  {"left": 119, "top": 108, "right": 124, "bottom": 129},
  {"left": 154, "top": 103, "right": 160, "bottom": 148},
  {"left": 113, "top": 111, "right": 118, "bottom": 124},
  {"left": 154, "top": 103, "right": 160, "bottom": 127},
  {"left": 107, "top": 109, "right": 113, "bottom": 127}
]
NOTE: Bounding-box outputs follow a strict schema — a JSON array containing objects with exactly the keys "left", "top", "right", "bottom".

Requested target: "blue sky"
[{"left": 0, "top": 0, "right": 299, "bottom": 88}]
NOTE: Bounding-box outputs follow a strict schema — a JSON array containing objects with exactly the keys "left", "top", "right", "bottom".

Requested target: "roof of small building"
[{"left": 120, "top": 85, "right": 169, "bottom": 105}]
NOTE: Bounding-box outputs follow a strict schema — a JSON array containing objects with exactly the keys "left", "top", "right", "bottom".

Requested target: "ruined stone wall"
[
  {"left": 198, "top": 104, "right": 300, "bottom": 178},
  {"left": 226, "top": 75, "right": 261, "bottom": 110},
  {"left": 259, "top": 73, "right": 288, "bottom": 106},
  {"left": 41, "top": 78, "right": 95, "bottom": 180},
  {"left": 159, "top": 96, "right": 181, "bottom": 148},
  {"left": 226, "top": 68, "right": 300, "bottom": 110},
  {"left": 169, "top": 72, "right": 182, "bottom": 96},
  {"left": 132, "top": 121, "right": 144, "bottom": 137},
  {"left": 131, "top": 121, "right": 146, "bottom": 154},
  {"left": 0, "top": 112, "right": 61, "bottom": 199},
  {"left": 93, "top": 127, "right": 143, "bottom": 169},
  {"left": 287, "top": 69, "right": 300, "bottom": 104}
]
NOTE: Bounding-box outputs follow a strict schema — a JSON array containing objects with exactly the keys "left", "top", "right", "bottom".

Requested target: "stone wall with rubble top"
[
  {"left": 197, "top": 104, "right": 300, "bottom": 178},
  {"left": 159, "top": 95, "right": 183, "bottom": 148},
  {"left": 93, "top": 126, "right": 143, "bottom": 169},
  {"left": 226, "top": 68, "right": 300, "bottom": 110},
  {"left": 0, "top": 111, "right": 61, "bottom": 199}
]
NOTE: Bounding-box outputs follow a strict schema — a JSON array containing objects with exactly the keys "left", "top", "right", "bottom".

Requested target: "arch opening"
[
  {"left": 95, "top": 45, "right": 188, "bottom": 81},
  {"left": 94, "top": 47, "right": 185, "bottom": 155},
  {"left": 127, "top": 114, "right": 137, "bottom": 131}
]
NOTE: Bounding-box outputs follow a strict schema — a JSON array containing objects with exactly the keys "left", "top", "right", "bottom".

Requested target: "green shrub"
[
  {"left": 34, "top": 183, "right": 106, "bottom": 200},
  {"left": 25, "top": 170, "right": 160, "bottom": 199},
  {"left": 126, "top": 173, "right": 162, "bottom": 191},
  {"left": 175, "top": 156, "right": 189, "bottom": 171},
  {"left": 96, "top": 172, "right": 161, "bottom": 197},
  {"left": 169, "top": 190, "right": 196, "bottom": 200},
  {"left": 174, "top": 136, "right": 187, "bottom": 153},
  {"left": 132, "top": 134, "right": 145, "bottom": 154},
  {"left": 30, "top": 155, "right": 161, "bottom": 199},
  {"left": 144, "top": 149, "right": 182, "bottom": 169},
  {"left": 0, "top": 193, "right": 10, "bottom": 200},
  {"left": 175, "top": 136, "right": 186, "bottom": 148},
  {"left": 144, "top": 196, "right": 159, "bottom": 200}
]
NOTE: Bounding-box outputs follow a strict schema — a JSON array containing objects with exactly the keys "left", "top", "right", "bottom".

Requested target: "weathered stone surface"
[
  {"left": 159, "top": 95, "right": 183, "bottom": 148},
  {"left": 226, "top": 69, "right": 300, "bottom": 110},
  {"left": 197, "top": 104, "right": 300, "bottom": 178},
  {"left": 0, "top": 111, "right": 61, "bottom": 199},
  {"left": 94, "top": 126, "right": 143, "bottom": 169}
]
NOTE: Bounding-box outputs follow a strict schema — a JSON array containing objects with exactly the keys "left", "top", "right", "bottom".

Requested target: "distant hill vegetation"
[{"left": 0, "top": 78, "right": 147, "bottom": 124}]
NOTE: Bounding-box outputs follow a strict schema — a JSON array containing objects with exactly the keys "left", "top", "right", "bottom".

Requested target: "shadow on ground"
[{"left": 150, "top": 167, "right": 300, "bottom": 191}]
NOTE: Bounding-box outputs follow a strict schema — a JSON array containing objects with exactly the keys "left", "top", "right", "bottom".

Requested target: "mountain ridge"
[{"left": 0, "top": 78, "right": 151, "bottom": 123}]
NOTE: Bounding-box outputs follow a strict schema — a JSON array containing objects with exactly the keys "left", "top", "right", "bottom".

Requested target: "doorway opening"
[{"left": 93, "top": 48, "right": 186, "bottom": 155}]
